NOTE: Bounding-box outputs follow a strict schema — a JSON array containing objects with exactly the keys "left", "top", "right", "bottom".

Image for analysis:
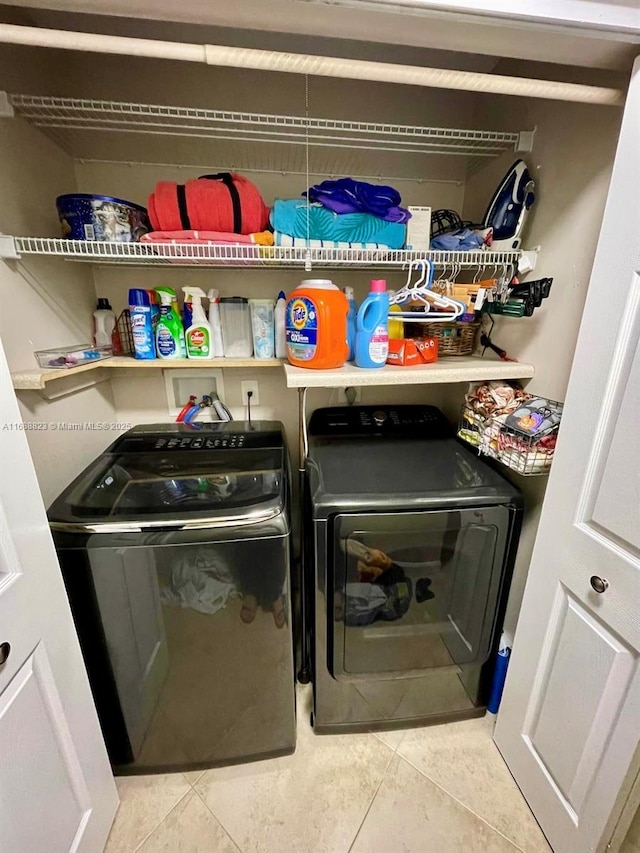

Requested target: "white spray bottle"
[
  {"left": 182, "top": 287, "right": 212, "bottom": 359},
  {"left": 207, "top": 288, "right": 225, "bottom": 357}
]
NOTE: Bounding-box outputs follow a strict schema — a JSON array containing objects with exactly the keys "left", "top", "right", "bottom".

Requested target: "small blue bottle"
[
  {"left": 355, "top": 279, "right": 389, "bottom": 369},
  {"left": 129, "top": 288, "right": 156, "bottom": 360},
  {"left": 344, "top": 286, "right": 357, "bottom": 361}
]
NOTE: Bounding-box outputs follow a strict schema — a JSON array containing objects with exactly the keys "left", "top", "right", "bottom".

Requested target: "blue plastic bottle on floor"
[{"left": 355, "top": 279, "right": 389, "bottom": 369}]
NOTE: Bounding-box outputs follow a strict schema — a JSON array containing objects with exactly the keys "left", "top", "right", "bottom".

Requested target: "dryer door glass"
[{"left": 330, "top": 507, "right": 510, "bottom": 679}]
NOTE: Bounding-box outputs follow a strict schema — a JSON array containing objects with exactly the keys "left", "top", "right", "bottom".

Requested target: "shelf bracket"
[
  {"left": 0, "top": 91, "right": 14, "bottom": 118},
  {"left": 516, "top": 128, "right": 537, "bottom": 153},
  {"left": 0, "top": 234, "right": 20, "bottom": 260},
  {"left": 16, "top": 367, "right": 111, "bottom": 401}
]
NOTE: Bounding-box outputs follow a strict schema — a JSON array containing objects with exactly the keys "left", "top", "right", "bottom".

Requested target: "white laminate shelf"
[
  {"left": 12, "top": 355, "right": 534, "bottom": 391},
  {"left": 12, "top": 357, "right": 282, "bottom": 390},
  {"left": 283, "top": 358, "right": 535, "bottom": 388}
]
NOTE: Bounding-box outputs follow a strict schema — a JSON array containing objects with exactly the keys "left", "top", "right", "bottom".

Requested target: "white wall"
[
  {"left": 462, "top": 86, "right": 623, "bottom": 637},
  {"left": 0, "top": 49, "right": 119, "bottom": 505}
]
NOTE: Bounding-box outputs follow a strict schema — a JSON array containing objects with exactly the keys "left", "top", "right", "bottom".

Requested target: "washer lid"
[
  {"left": 48, "top": 445, "right": 285, "bottom": 532},
  {"left": 307, "top": 437, "right": 521, "bottom": 516}
]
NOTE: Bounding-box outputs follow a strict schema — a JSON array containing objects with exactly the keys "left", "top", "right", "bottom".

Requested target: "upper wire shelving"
[
  {"left": 0, "top": 237, "right": 522, "bottom": 270},
  {"left": 9, "top": 94, "right": 526, "bottom": 157}
]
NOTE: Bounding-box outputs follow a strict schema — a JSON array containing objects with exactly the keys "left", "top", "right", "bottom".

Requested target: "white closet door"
[
  {"left": 0, "top": 338, "right": 118, "bottom": 853},
  {"left": 494, "top": 57, "right": 640, "bottom": 853}
]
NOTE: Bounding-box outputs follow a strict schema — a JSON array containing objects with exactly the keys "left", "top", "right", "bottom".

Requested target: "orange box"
[
  {"left": 414, "top": 337, "right": 439, "bottom": 363},
  {"left": 387, "top": 337, "right": 438, "bottom": 366}
]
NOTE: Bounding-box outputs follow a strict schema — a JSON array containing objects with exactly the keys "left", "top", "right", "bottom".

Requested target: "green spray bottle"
[{"left": 155, "top": 287, "right": 186, "bottom": 359}]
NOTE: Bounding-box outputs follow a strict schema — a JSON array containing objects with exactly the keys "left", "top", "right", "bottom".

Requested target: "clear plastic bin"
[
  {"left": 249, "top": 299, "right": 275, "bottom": 359},
  {"left": 35, "top": 344, "right": 112, "bottom": 369},
  {"left": 220, "top": 297, "right": 253, "bottom": 358}
]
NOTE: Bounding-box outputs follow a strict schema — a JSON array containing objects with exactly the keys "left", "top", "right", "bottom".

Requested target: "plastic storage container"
[
  {"left": 286, "top": 279, "right": 349, "bottom": 369},
  {"left": 249, "top": 299, "right": 275, "bottom": 359},
  {"left": 220, "top": 297, "right": 253, "bottom": 358},
  {"left": 56, "top": 194, "right": 150, "bottom": 242},
  {"left": 35, "top": 344, "right": 112, "bottom": 369}
]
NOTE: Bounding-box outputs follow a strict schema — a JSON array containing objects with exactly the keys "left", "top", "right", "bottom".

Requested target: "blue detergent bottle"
[
  {"left": 344, "top": 286, "right": 357, "bottom": 361},
  {"left": 355, "top": 279, "right": 389, "bottom": 369}
]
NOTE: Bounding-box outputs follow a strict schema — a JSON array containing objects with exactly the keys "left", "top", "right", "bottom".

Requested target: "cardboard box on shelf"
[
  {"left": 387, "top": 337, "right": 438, "bottom": 366},
  {"left": 405, "top": 206, "right": 432, "bottom": 252}
]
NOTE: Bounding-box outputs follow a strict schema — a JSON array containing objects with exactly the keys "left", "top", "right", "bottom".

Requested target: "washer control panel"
[
  {"left": 111, "top": 423, "right": 283, "bottom": 453},
  {"left": 308, "top": 406, "right": 452, "bottom": 439}
]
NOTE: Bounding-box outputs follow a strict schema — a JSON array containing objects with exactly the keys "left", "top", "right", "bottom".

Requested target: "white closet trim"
[{"left": 0, "top": 23, "right": 624, "bottom": 106}]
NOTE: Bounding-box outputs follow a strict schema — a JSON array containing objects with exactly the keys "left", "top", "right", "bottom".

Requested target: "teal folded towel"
[{"left": 270, "top": 199, "right": 406, "bottom": 249}]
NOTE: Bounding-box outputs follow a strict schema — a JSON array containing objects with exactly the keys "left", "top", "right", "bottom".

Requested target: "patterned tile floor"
[{"left": 105, "top": 685, "right": 554, "bottom": 853}]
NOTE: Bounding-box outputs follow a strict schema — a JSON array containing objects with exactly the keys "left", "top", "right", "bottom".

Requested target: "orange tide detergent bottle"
[{"left": 286, "top": 279, "right": 349, "bottom": 369}]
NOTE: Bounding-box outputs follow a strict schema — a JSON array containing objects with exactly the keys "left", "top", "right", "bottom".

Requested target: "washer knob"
[{"left": 372, "top": 410, "right": 387, "bottom": 426}]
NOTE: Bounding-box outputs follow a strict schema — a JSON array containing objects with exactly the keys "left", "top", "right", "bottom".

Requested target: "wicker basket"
[{"left": 411, "top": 321, "right": 480, "bottom": 356}]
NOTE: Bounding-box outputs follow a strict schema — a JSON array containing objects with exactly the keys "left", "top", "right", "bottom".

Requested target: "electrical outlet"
[
  {"left": 241, "top": 380, "right": 260, "bottom": 406},
  {"left": 344, "top": 386, "right": 360, "bottom": 404}
]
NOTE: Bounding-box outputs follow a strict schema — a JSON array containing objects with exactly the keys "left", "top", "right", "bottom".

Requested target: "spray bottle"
[
  {"left": 156, "top": 286, "right": 186, "bottom": 358},
  {"left": 207, "top": 288, "right": 225, "bottom": 357},
  {"left": 129, "top": 289, "right": 156, "bottom": 360},
  {"left": 182, "top": 287, "right": 213, "bottom": 359},
  {"left": 155, "top": 287, "right": 186, "bottom": 360}
]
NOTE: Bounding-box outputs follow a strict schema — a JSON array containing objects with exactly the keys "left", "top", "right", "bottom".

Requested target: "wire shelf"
[
  {"left": 3, "top": 237, "right": 522, "bottom": 270},
  {"left": 10, "top": 94, "right": 523, "bottom": 161}
]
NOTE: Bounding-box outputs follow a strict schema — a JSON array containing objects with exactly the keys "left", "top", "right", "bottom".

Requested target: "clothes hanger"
[{"left": 390, "top": 258, "right": 465, "bottom": 322}]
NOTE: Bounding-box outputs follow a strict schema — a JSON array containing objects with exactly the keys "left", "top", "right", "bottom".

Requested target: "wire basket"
[
  {"left": 411, "top": 321, "right": 480, "bottom": 356},
  {"left": 112, "top": 308, "right": 134, "bottom": 356},
  {"left": 458, "top": 395, "right": 563, "bottom": 476}
]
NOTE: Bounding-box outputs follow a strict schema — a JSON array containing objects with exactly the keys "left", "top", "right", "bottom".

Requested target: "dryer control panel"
[{"left": 308, "top": 406, "right": 452, "bottom": 439}]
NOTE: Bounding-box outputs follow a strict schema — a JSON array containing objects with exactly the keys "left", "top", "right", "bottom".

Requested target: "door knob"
[
  {"left": 0, "top": 642, "right": 10, "bottom": 665},
  {"left": 590, "top": 576, "right": 609, "bottom": 594}
]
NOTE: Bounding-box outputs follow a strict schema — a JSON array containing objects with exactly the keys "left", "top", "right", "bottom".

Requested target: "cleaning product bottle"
[
  {"left": 207, "top": 288, "right": 225, "bottom": 357},
  {"left": 274, "top": 290, "right": 287, "bottom": 359},
  {"left": 344, "top": 286, "right": 357, "bottom": 360},
  {"left": 93, "top": 298, "right": 116, "bottom": 348},
  {"left": 183, "top": 292, "right": 193, "bottom": 330},
  {"left": 147, "top": 289, "right": 160, "bottom": 334},
  {"left": 129, "top": 289, "right": 156, "bottom": 360},
  {"left": 155, "top": 288, "right": 186, "bottom": 360},
  {"left": 156, "top": 286, "right": 186, "bottom": 357},
  {"left": 182, "top": 287, "right": 213, "bottom": 359},
  {"left": 355, "top": 279, "right": 389, "bottom": 369},
  {"left": 387, "top": 290, "right": 405, "bottom": 340},
  {"left": 286, "top": 279, "right": 348, "bottom": 369}
]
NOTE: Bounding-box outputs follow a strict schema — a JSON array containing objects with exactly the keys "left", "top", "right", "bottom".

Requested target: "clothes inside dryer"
[{"left": 332, "top": 507, "right": 506, "bottom": 679}]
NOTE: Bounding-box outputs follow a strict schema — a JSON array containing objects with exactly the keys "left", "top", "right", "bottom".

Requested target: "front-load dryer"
[
  {"left": 49, "top": 421, "right": 295, "bottom": 773},
  {"left": 305, "top": 405, "right": 523, "bottom": 734}
]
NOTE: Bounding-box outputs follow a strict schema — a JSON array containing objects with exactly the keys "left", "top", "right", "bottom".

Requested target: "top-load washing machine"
[
  {"left": 49, "top": 421, "right": 295, "bottom": 773},
  {"left": 305, "top": 405, "right": 523, "bottom": 734}
]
